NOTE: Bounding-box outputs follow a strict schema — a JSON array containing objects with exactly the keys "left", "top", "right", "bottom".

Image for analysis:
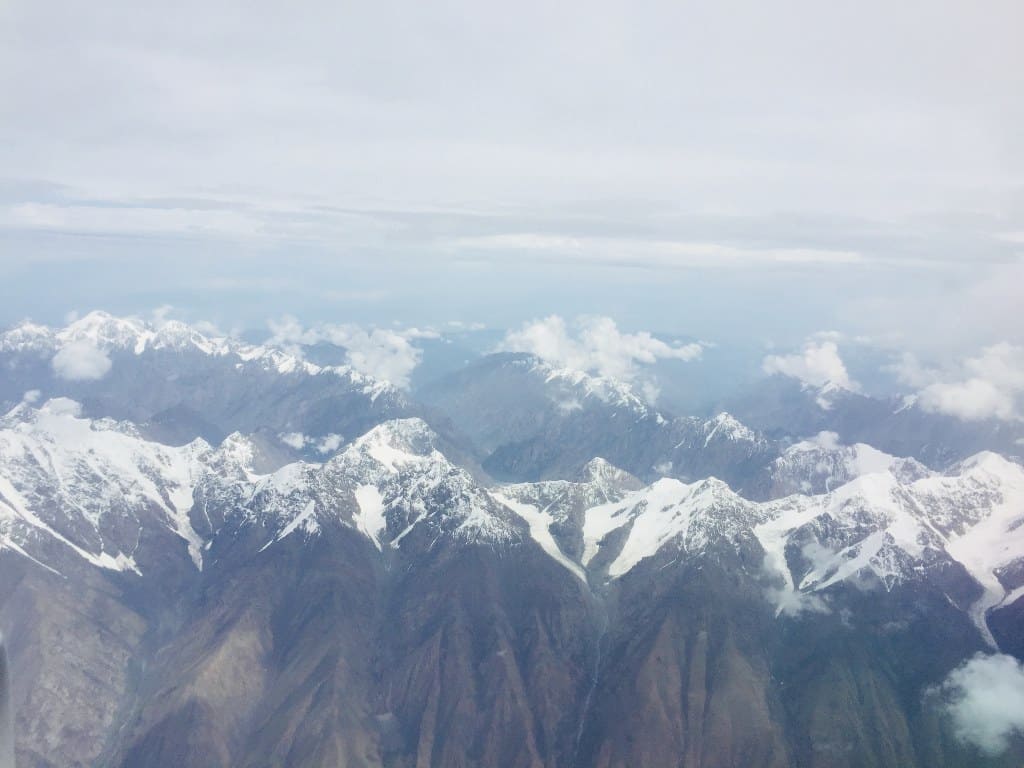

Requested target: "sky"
[{"left": 1, "top": 0, "right": 1023, "bottom": 358}]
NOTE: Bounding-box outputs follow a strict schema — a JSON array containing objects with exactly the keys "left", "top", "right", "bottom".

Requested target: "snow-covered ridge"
[
  {"left": 0, "top": 311, "right": 397, "bottom": 399},
  {"left": 767, "top": 430, "right": 930, "bottom": 495},
  {"left": 505, "top": 447, "right": 1024, "bottom": 644},
  {"left": 510, "top": 357, "right": 658, "bottom": 415},
  {"left": 0, "top": 398, "right": 257, "bottom": 573},
  {"left": 700, "top": 412, "right": 759, "bottom": 446},
  {"left": 582, "top": 476, "right": 755, "bottom": 577},
  {"left": 250, "top": 418, "right": 519, "bottom": 552},
  {"left": 0, "top": 406, "right": 520, "bottom": 575},
  {"left": 2, "top": 395, "right": 1021, "bottom": 649}
]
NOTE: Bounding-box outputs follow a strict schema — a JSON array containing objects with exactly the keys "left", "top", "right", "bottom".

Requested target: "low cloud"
[
  {"left": 267, "top": 317, "right": 438, "bottom": 389},
  {"left": 499, "top": 315, "right": 703, "bottom": 385},
  {"left": 896, "top": 343, "right": 1024, "bottom": 421},
  {"left": 279, "top": 431, "right": 344, "bottom": 454},
  {"left": 40, "top": 397, "right": 83, "bottom": 417},
  {"left": 279, "top": 432, "right": 307, "bottom": 450},
  {"left": 50, "top": 341, "right": 112, "bottom": 381},
  {"left": 762, "top": 339, "right": 858, "bottom": 395},
  {"left": 933, "top": 653, "right": 1024, "bottom": 755}
]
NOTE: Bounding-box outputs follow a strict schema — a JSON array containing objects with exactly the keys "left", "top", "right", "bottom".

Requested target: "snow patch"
[
  {"left": 493, "top": 492, "right": 586, "bottom": 582},
  {"left": 353, "top": 485, "right": 387, "bottom": 550}
]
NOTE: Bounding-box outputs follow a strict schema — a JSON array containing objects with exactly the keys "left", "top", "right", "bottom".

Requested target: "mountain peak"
[
  {"left": 349, "top": 418, "right": 438, "bottom": 466},
  {"left": 576, "top": 457, "right": 638, "bottom": 486}
]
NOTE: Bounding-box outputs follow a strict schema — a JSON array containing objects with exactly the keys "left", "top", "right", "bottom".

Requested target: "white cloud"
[
  {"left": 897, "top": 343, "right": 1024, "bottom": 421},
  {"left": 499, "top": 315, "right": 703, "bottom": 383},
  {"left": 8, "top": 202, "right": 263, "bottom": 238},
  {"left": 934, "top": 653, "right": 1024, "bottom": 755},
  {"left": 50, "top": 341, "right": 112, "bottom": 381},
  {"left": 315, "top": 434, "right": 343, "bottom": 454},
  {"left": 446, "top": 320, "right": 486, "bottom": 331},
  {"left": 762, "top": 340, "right": 858, "bottom": 391},
  {"left": 279, "top": 431, "right": 343, "bottom": 454},
  {"left": 267, "top": 316, "right": 438, "bottom": 388},
  {"left": 40, "top": 397, "right": 83, "bottom": 417},
  {"left": 22, "top": 389, "right": 41, "bottom": 404},
  {"left": 279, "top": 432, "right": 307, "bottom": 450}
]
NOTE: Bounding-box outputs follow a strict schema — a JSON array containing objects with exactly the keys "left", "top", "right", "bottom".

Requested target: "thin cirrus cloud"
[
  {"left": 499, "top": 315, "right": 704, "bottom": 383},
  {"left": 449, "top": 234, "right": 865, "bottom": 270}
]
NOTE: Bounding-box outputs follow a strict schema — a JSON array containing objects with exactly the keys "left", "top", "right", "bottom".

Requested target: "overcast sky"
[{"left": 1, "top": 0, "right": 1022, "bottom": 355}]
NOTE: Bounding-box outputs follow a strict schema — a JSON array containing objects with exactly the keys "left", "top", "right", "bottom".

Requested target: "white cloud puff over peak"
[
  {"left": 267, "top": 316, "right": 438, "bottom": 389},
  {"left": 762, "top": 339, "right": 858, "bottom": 392},
  {"left": 932, "top": 653, "right": 1024, "bottom": 755},
  {"left": 50, "top": 341, "right": 112, "bottom": 381},
  {"left": 896, "top": 343, "right": 1024, "bottom": 422},
  {"left": 498, "top": 315, "right": 704, "bottom": 382}
]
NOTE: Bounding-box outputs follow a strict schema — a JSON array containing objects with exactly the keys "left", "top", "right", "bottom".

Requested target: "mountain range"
[{"left": 1, "top": 313, "right": 1022, "bottom": 767}]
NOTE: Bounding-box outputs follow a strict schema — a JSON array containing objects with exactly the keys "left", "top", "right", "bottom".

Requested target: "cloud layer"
[
  {"left": 50, "top": 341, "right": 112, "bottom": 381},
  {"left": 935, "top": 653, "right": 1024, "bottom": 755},
  {"left": 499, "top": 315, "right": 703, "bottom": 384}
]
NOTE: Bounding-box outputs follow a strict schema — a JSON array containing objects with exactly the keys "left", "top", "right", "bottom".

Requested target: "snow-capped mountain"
[
  {"left": 240, "top": 418, "right": 521, "bottom": 553},
  {"left": 502, "top": 448, "right": 1024, "bottom": 646},
  {"left": 0, "top": 311, "right": 376, "bottom": 385},
  {"left": 419, "top": 352, "right": 779, "bottom": 487},
  {"left": 0, "top": 312, "right": 412, "bottom": 453},
  {"left": 0, "top": 397, "right": 260, "bottom": 574},
  {"left": 726, "top": 373, "right": 1024, "bottom": 468},
  {"left": 7, "top": 394, "right": 1018, "bottom": 654},
  {"left": 750, "top": 429, "right": 931, "bottom": 498},
  {"left": 0, "top": 403, "right": 520, "bottom": 579}
]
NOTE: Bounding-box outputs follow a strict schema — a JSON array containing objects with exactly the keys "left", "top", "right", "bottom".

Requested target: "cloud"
[
  {"left": 267, "top": 316, "right": 438, "bottom": 388},
  {"left": 451, "top": 234, "right": 865, "bottom": 270},
  {"left": 279, "top": 432, "right": 307, "bottom": 450},
  {"left": 8, "top": 202, "right": 264, "bottom": 238},
  {"left": 896, "top": 343, "right": 1024, "bottom": 421},
  {"left": 39, "top": 397, "right": 83, "bottom": 417},
  {"left": 316, "top": 434, "right": 343, "bottom": 454},
  {"left": 762, "top": 339, "right": 858, "bottom": 391},
  {"left": 499, "top": 315, "right": 703, "bottom": 384},
  {"left": 279, "top": 431, "right": 343, "bottom": 454},
  {"left": 933, "top": 653, "right": 1024, "bottom": 755},
  {"left": 50, "top": 341, "right": 112, "bottom": 381}
]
